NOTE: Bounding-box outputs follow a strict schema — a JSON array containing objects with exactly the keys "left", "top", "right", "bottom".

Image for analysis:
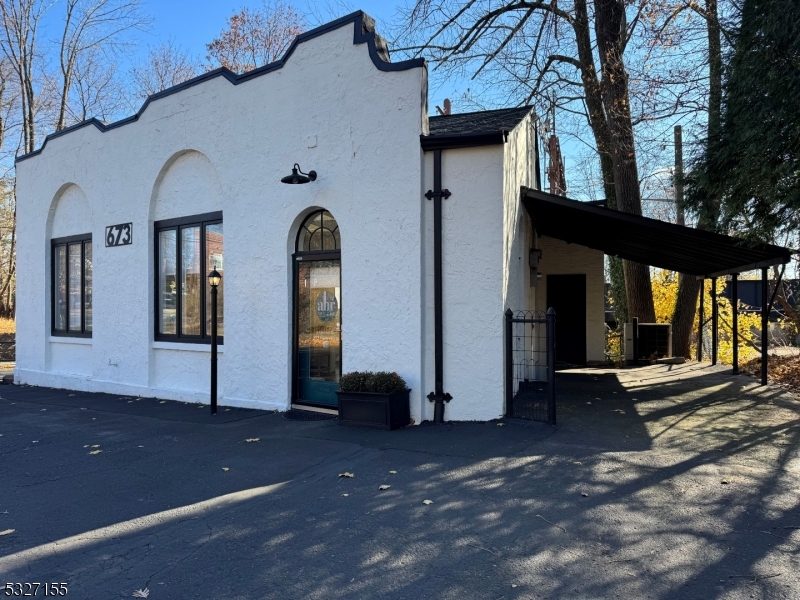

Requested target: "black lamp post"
[{"left": 208, "top": 268, "right": 221, "bottom": 415}]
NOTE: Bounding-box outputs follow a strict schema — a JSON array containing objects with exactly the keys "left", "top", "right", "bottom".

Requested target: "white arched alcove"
[
  {"left": 150, "top": 150, "right": 224, "bottom": 222},
  {"left": 45, "top": 183, "right": 93, "bottom": 376},
  {"left": 147, "top": 150, "right": 225, "bottom": 397}
]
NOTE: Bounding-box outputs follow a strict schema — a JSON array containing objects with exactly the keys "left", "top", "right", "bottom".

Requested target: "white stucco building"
[{"left": 14, "top": 12, "right": 604, "bottom": 423}]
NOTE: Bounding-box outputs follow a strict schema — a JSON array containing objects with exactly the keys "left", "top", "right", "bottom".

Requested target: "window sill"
[
  {"left": 152, "top": 341, "right": 224, "bottom": 353},
  {"left": 49, "top": 336, "right": 92, "bottom": 345}
]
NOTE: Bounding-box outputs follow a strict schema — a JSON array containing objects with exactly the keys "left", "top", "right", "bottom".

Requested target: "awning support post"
[
  {"left": 711, "top": 277, "right": 718, "bottom": 365},
  {"left": 697, "top": 279, "right": 704, "bottom": 362},
  {"left": 732, "top": 274, "right": 739, "bottom": 375},
  {"left": 761, "top": 267, "right": 768, "bottom": 385},
  {"left": 632, "top": 317, "right": 639, "bottom": 366}
]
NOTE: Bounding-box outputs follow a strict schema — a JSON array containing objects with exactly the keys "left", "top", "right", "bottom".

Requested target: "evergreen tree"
[{"left": 685, "top": 0, "right": 800, "bottom": 240}]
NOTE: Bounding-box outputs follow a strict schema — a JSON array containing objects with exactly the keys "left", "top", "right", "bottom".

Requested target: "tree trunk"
[
  {"left": 594, "top": 0, "right": 655, "bottom": 323},
  {"left": 572, "top": 0, "right": 627, "bottom": 326},
  {"left": 670, "top": 0, "right": 723, "bottom": 358}
]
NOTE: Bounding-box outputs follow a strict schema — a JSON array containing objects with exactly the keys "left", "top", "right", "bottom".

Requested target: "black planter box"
[{"left": 336, "top": 388, "right": 411, "bottom": 430}]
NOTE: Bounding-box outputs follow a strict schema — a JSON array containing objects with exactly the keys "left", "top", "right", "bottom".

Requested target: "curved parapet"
[{"left": 16, "top": 11, "right": 425, "bottom": 164}]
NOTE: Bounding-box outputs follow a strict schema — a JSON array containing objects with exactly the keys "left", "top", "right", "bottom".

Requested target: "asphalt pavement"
[{"left": 1, "top": 363, "right": 798, "bottom": 600}]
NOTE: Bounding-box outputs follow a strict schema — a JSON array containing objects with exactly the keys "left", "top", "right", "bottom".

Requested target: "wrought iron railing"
[{"left": 504, "top": 309, "right": 556, "bottom": 424}]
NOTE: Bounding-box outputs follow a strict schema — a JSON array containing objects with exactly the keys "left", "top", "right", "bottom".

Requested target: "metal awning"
[{"left": 522, "top": 188, "right": 793, "bottom": 278}]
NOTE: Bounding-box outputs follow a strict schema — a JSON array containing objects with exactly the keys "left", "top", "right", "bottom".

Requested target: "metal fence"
[
  {"left": 0, "top": 339, "right": 14, "bottom": 362},
  {"left": 504, "top": 309, "right": 556, "bottom": 424}
]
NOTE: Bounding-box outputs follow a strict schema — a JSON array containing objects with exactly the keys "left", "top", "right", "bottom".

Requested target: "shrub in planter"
[{"left": 337, "top": 371, "right": 410, "bottom": 430}]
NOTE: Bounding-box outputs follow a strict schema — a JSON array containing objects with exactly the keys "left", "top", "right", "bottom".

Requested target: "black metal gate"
[{"left": 504, "top": 308, "right": 556, "bottom": 423}]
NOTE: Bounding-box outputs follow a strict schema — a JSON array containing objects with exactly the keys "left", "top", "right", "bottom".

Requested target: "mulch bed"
[{"left": 741, "top": 353, "right": 800, "bottom": 396}]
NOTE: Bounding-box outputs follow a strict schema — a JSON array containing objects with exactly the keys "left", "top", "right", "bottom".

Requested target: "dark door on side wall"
[{"left": 547, "top": 274, "right": 587, "bottom": 366}]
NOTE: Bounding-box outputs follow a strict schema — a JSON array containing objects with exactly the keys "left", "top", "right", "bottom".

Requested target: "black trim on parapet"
[
  {"left": 420, "top": 131, "right": 509, "bottom": 151},
  {"left": 16, "top": 11, "right": 424, "bottom": 164}
]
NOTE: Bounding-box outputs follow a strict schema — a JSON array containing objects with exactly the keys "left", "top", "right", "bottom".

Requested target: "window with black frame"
[
  {"left": 52, "top": 234, "right": 92, "bottom": 336},
  {"left": 155, "top": 212, "right": 223, "bottom": 342}
]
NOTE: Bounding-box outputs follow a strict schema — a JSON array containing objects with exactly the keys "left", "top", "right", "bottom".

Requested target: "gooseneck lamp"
[{"left": 281, "top": 163, "right": 317, "bottom": 184}]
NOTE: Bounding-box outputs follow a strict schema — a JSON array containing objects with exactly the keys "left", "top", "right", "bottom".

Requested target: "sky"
[{"left": 135, "top": 1, "right": 398, "bottom": 65}]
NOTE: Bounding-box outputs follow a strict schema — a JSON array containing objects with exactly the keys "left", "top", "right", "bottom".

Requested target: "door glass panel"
[
  {"left": 181, "top": 226, "right": 201, "bottom": 335},
  {"left": 68, "top": 243, "right": 82, "bottom": 330},
  {"left": 159, "top": 229, "right": 177, "bottom": 334},
  {"left": 296, "top": 259, "right": 341, "bottom": 406},
  {"left": 54, "top": 245, "right": 67, "bottom": 331}
]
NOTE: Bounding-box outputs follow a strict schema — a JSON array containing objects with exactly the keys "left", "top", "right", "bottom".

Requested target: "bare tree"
[
  {"left": 0, "top": 0, "right": 47, "bottom": 155},
  {"left": 55, "top": 0, "right": 148, "bottom": 131},
  {"left": 396, "top": 0, "right": 657, "bottom": 322},
  {"left": 206, "top": 0, "right": 306, "bottom": 73},
  {"left": 69, "top": 45, "right": 126, "bottom": 122},
  {"left": 130, "top": 40, "right": 197, "bottom": 101}
]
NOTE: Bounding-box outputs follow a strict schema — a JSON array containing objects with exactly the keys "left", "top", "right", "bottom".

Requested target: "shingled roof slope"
[{"left": 428, "top": 106, "right": 533, "bottom": 136}]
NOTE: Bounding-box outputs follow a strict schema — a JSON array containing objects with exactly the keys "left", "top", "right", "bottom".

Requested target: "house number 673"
[{"left": 105, "top": 223, "right": 132, "bottom": 247}]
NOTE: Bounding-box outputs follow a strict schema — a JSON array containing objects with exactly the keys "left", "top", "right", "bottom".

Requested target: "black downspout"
[{"left": 426, "top": 149, "right": 452, "bottom": 422}]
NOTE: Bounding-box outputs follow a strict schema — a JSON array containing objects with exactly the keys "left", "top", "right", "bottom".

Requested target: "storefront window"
[
  {"left": 155, "top": 212, "right": 223, "bottom": 342},
  {"left": 52, "top": 235, "right": 92, "bottom": 336}
]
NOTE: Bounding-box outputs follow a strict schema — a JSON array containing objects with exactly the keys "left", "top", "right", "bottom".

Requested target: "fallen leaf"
[
  {"left": 339, "top": 472, "right": 354, "bottom": 478},
  {"left": 222, "top": 467, "right": 230, "bottom": 471},
  {"left": 245, "top": 438, "right": 260, "bottom": 443},
  {"left": 378, "top": 485, "right": 391, "bottom": 491},
  {"left": 512, "top": 584, "right": 518, "bottom": 588},
  {"left": 423, "top": 499, "right": 433, "bottom": 505},
  {"left": 389, "top": 470, "right": 397, "bottom": 474},
  {"left": 89, "top": 450, "right": 102, "bottom": 455},
  {"left": 341, "top": 493, "right": 349, "bottom": 497},
  {"left": 132, "top": 589, "right": 150, "bottom": 598},
  {"left": 0, "top": 529, "right": 15, "bottom": 536}
]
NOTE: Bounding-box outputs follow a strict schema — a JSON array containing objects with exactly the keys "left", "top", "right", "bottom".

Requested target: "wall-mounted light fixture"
[
  {"left": 281, "top": 163, "right": 317, "bottom": 184},
  {"left": 530, "top": 248, "right": 542, "bottom": 287}
]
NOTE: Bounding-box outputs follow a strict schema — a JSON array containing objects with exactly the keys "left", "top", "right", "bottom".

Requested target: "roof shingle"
[{"left": 428, "top": 106, "right": 533, "bottom": 136}]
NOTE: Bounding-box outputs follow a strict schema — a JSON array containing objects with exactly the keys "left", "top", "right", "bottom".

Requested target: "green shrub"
[{"left": 339, "top": 371, "right": 407, "bottom": 393}]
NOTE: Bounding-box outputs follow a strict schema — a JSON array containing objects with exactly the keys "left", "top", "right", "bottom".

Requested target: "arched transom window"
[{"left": 296, "top": 210, "right": 340, "bottom": 252}]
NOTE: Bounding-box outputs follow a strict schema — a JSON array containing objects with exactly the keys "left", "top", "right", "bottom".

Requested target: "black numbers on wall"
[{"left": 105, "top": 223, "right": 132, "bottom": 247}]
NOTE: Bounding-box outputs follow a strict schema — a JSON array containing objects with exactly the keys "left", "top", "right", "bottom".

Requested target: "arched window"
[{"left": 296, "top": 210, "right": 340, "bottom": 252}]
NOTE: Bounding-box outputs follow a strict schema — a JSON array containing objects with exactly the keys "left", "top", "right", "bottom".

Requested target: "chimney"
[{"left": 443, "top": 98, "right": 451, "bottom": 115}]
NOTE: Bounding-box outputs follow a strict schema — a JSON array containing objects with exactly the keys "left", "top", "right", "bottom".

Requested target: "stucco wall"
[
  {"left": 534, "top": 236, "right": 605, "bottom": 362},
  {"left": 418, "top": 112, "right": 537, "bottom": 422},
  {"left": 421, "top": 146, "right": 505, "bottom": 421},
  {"left": 15, "top": 19, "right": 427, "bottom": 417}
]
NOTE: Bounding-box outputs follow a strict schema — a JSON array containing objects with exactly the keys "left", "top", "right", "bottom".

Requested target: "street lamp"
[{"left": 208, "top": 268, "right": 221, "bottom": 415}]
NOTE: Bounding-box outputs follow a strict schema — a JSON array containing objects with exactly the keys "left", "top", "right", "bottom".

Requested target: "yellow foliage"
[
  {"left": 650, "top": 270, "right": 764, "bottom": 365},
  {"left": 0, "top": 318, "right": 14, "bottom": 335}
]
